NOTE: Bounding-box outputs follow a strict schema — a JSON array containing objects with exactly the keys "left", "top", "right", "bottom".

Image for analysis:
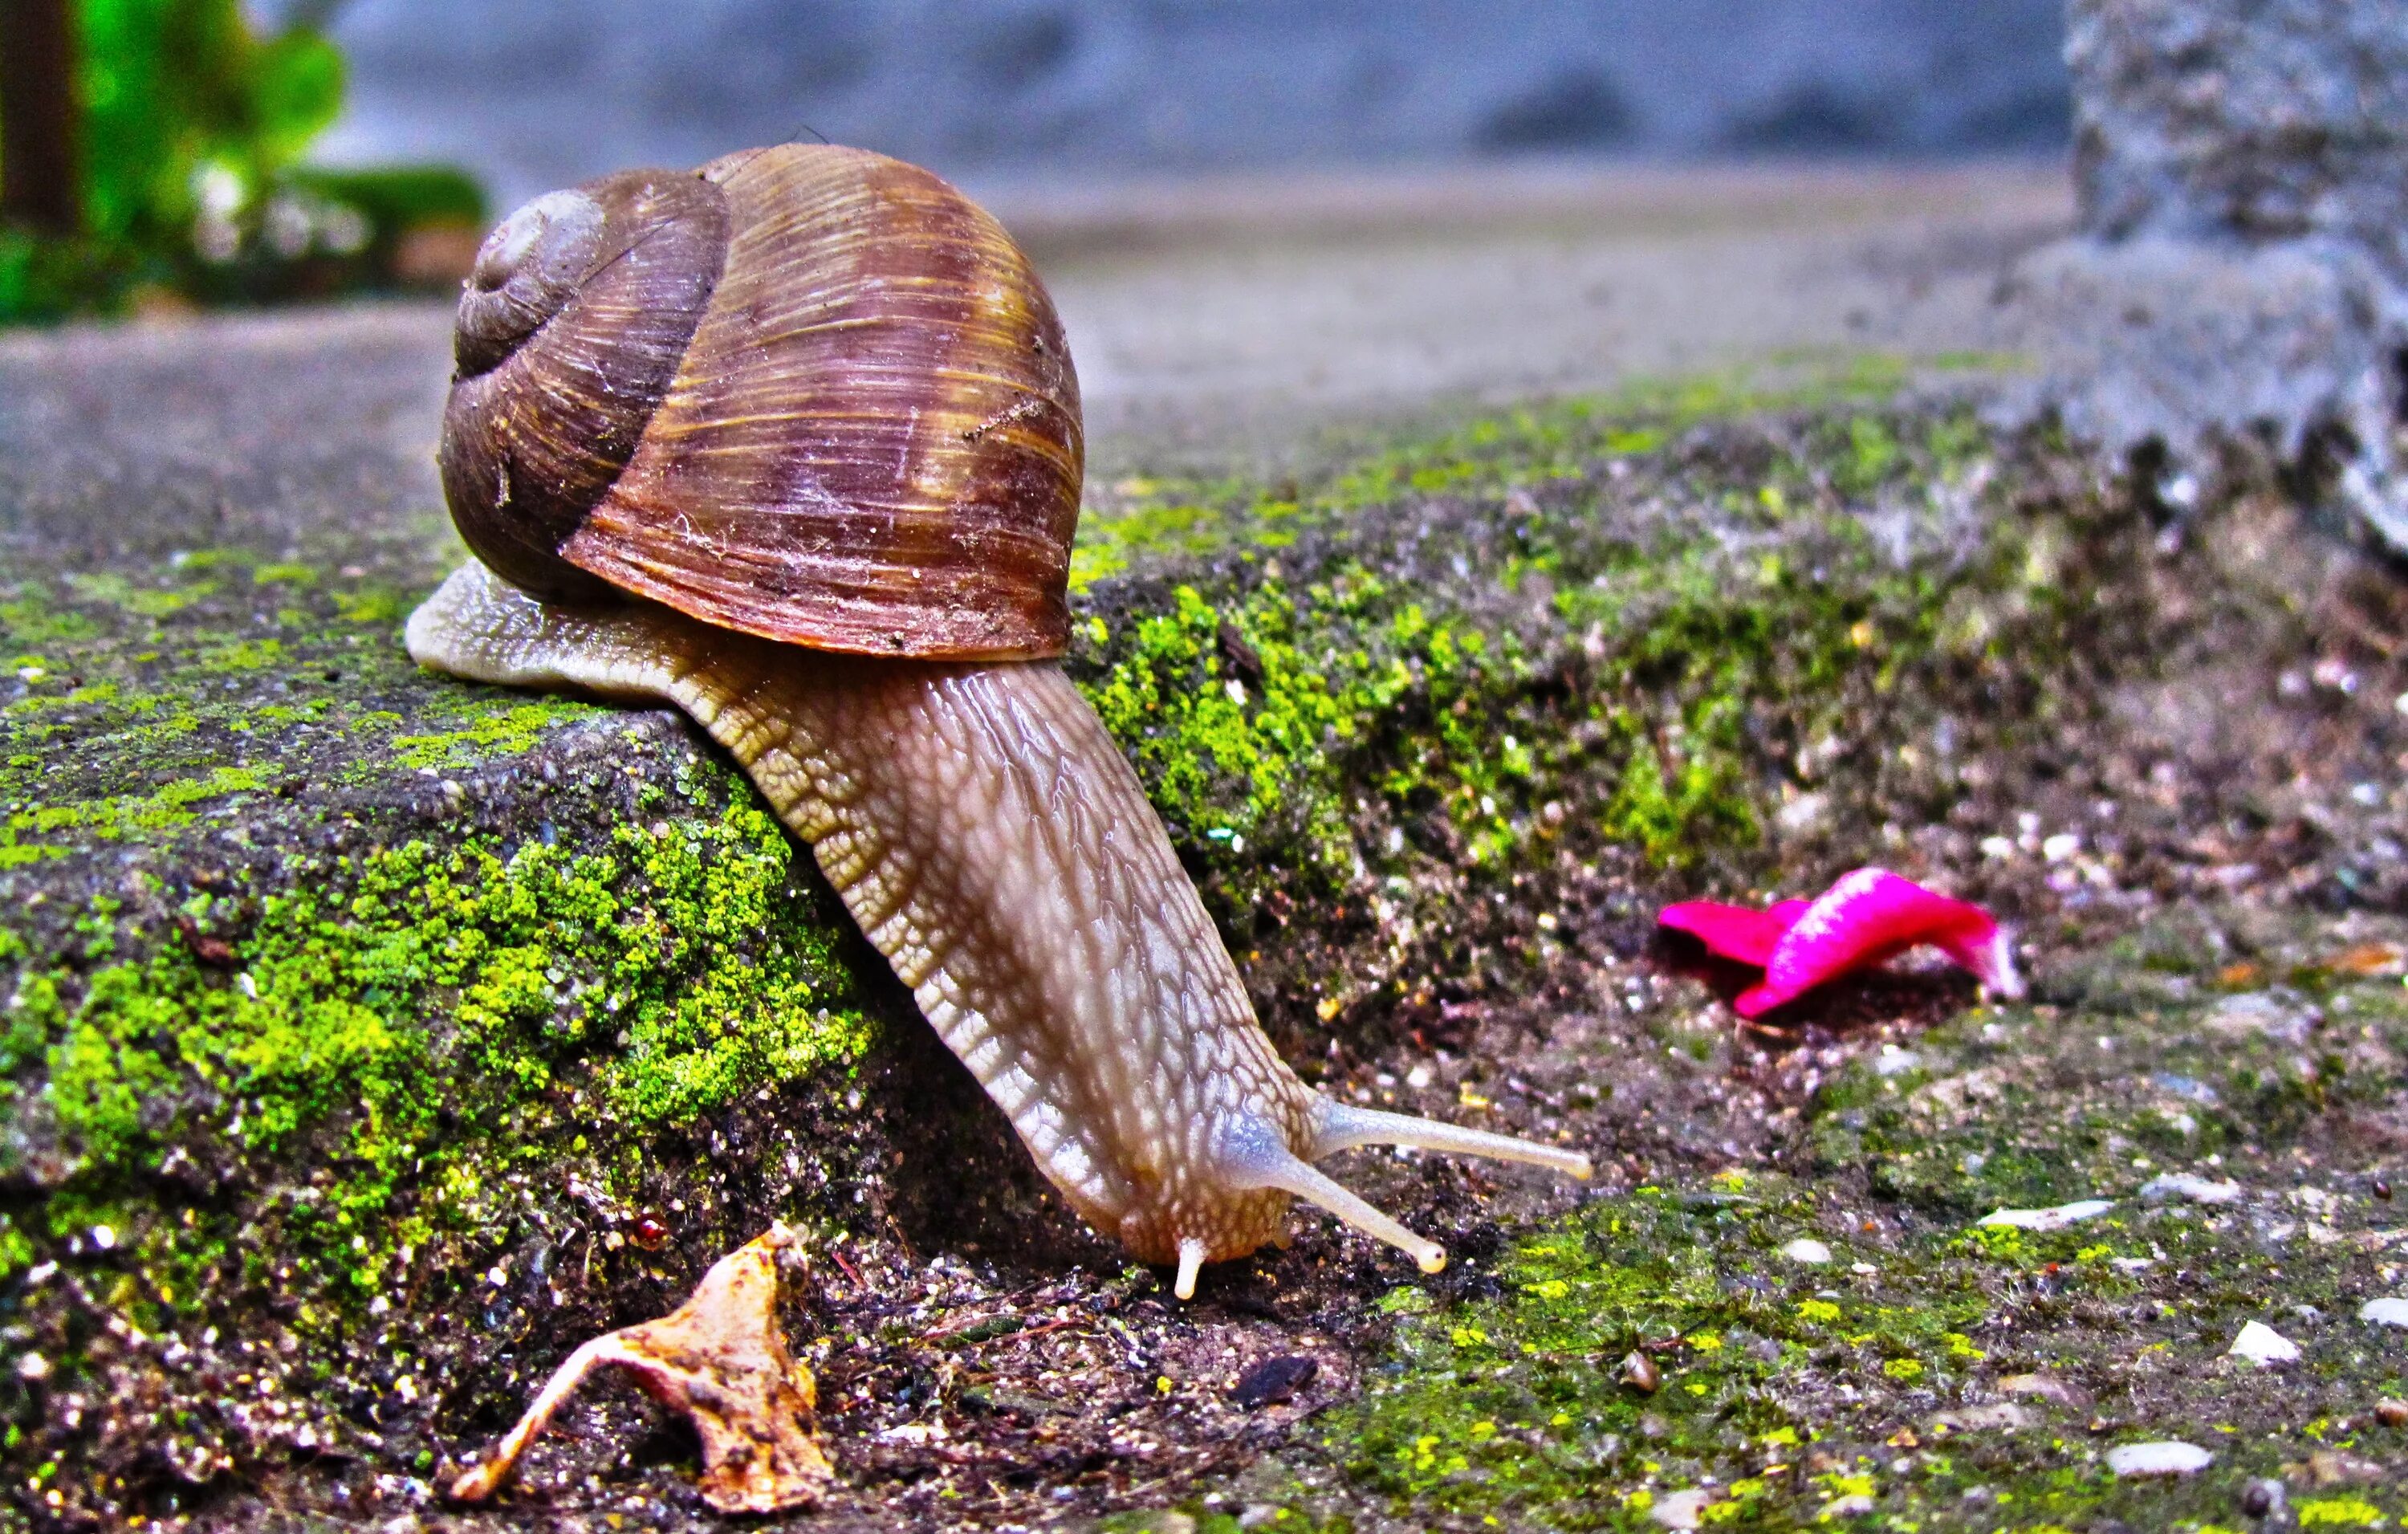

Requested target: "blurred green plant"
[{"left": 0, "top": 0, "right": 484, "bottom": 323}]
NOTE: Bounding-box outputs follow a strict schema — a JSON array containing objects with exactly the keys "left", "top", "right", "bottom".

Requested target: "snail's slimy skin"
[{"left": 409, "top": 560, "right": 1590, "bottom": 1296}]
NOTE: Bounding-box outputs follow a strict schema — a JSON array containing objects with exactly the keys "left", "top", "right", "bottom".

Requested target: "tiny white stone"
[
  {"left": 1648, "top": 1488, "right": 1712, "bottom": 1529},
  {"left": 2042, "top": 832, "right": 2081, "bottom": 862},
  {"left": 1851, "top": 1261, "right": 1878, "bottom": 1276},
  {"left": 2105, "top": 1441, "right": 2213, "bottom": 1477},
  {"left": 1931, "top": 1402, "right": 2032, "bottom": 1431},
  {"left": 1781, "top": 1239, "right": 1832, "bottom": 1265},
  {"left": 1777, "top": 792, "right": 1827, "bottom": 832},
  {"left": 2358, "top": 1296, "right": 2408, "bottom": 1329},
  {"left": 2141, "top": 1174, "right": 2243, "bottom": 1206},
  {"left": 1873, "top": 1046, "right": 1922, "bottom": 1078},
  {"left": 1977, "top": 1199, "right": 2114, "bottom": 1231},
  {"left": 88, "top": 1224, "right": 116, "bottom": 1251},
  {"left": 2228, "top": 1320, "right": 2299, "bottom": 1365}
]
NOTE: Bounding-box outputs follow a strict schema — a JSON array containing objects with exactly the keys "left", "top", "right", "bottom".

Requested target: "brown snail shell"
[{"left": 438, "top": 144, "right": 1083, "bottom": 661}]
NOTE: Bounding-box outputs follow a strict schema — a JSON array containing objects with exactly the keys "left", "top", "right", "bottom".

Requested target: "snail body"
[{"left": 408, "top": 144, "right": 1588, "bottom": 1298}]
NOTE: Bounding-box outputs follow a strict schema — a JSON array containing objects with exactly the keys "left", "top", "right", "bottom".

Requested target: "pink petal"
[
  {"left": 1734, "top": 868, "right": 2023, "bottom": 1018},
  {"left": 1659, "top": 900, "right": 1801, "bottom": 967}
]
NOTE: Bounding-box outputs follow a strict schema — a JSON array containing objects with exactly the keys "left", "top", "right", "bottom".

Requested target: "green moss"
[
  {"left": 1, "top": 764, "right": 267, "bottom": 859},
  {"left": 0, "top": 543, "right": 642, "bottom": 864},
  {"left": 1327, "top": 1150, "right": 2407, "bottom": 1530},
  {"left": 332, "top": 584, "right": 406, "bottom": 625},
  {"left": 1076, "top": 402, "right": 2048, "bottom": 905},
  {"left": 2298, "top": 1499, "right": 2387, "bottom": 1528},
  {"left": 388, "top": 694, "right": 604, "bottom": 770},
  {"left": 10, "top": 797, "right": 874, "bottom": 1297},
  {"left": 1068, "top": 352, "right": 2012, "bottom": 595}
]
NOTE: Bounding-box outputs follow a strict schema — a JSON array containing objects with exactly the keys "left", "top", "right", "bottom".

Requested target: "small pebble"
[
  {"left": 2301, "top": 1449, "right": 2386, "bottom": 1486},
  {"left": 2140, "top": 1173, "right": 2242, "bottom": 1206},
  {"left": 2376, "top": 1178, "right": 2394, "bottom": 1202},
  {"left": 1999, "top": 1372, "right": 2090, "bottom": 1406},
  {"left": 2105, "top": 1441, "right": 2213, "bottom": 1477},
  {"left": 1647, "top": 1488, "right": 1710, "bottom": 1530},
  {"left": 1620, "top": 1350, "right": 1661, "bottom": 1394},
  {"left": 1227, "top": 1355, "right": 1317, "bottom": 1410},
  {"left": 1978, "top": 1199, "right": 2114, "bottom": 1231},
  {"left": 1780, "top": 1238, "right": 1832, "bottom": 1264},
  {"left": 1930, "top": 1403, "right": 2032, "bottom": 1431},
  {"left": 2374, "top": 1398, "right": 2408, "bottom": 1427},
  {"left": 2228, "top": 1320, "right": 2300, "bottom": 1366},
  {"left": 2241, "top": 1479, "right": 2284, "bottom": 1518},
  {"left": 2358, "top": 1297, "right": 2408, "bottom": 1329}
]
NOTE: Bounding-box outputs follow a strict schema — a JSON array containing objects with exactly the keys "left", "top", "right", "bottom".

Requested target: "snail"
[{"left": 405, "top": 144, "right": 1591, "bottom": 1300}]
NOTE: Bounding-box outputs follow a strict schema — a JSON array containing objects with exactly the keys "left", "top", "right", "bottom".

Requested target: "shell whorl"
[
  {"left": 436, "top": 144, "right": 1084, "bottom": 661},
  {"left": 440, "top": 172, "right": 730, "bottom": 603}
]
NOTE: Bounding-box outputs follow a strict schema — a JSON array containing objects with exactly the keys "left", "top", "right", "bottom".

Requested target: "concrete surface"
[
  {"left": 0, "top": 158, "right": 2070, "bottom": 525},
  {"left": 2014, "top": 0, "right": 2408, "bottom": 545}
]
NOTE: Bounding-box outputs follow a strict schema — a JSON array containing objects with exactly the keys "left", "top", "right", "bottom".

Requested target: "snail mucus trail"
[{"left": 405, "top": 144, "right": 1592, "bottom": 1300}]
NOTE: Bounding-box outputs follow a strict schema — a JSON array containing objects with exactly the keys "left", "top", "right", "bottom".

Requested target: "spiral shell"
[{"left": 438, "top": 144, "right": 1083, "bottom": 661}]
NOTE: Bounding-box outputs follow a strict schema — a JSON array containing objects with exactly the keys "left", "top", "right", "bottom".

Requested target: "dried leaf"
[{"left": 450, "top": 1224, "right": 833, "bottom": 1514}]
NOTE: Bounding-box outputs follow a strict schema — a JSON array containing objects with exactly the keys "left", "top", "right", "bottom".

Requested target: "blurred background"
[
  {"left": 300, "top": 0, "right": 2068, "bottom": 208},
  {"left": 0, "top": 0, "right": 2072, "bottom": 323}
]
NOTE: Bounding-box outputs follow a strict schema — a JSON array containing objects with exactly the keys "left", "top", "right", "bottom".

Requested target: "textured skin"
[{"left": 408, "top": 562, "right": 1305, "bottom": 1264}]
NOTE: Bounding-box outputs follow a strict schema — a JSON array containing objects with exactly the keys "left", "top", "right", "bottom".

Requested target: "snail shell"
[{"left": 438, "top": 143, "right": 1082, "bottom": 661}]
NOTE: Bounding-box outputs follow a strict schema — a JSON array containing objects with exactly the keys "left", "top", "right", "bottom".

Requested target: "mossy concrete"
[{"left": 2, "top": 309, "right": 2403, "bottom": 1531}]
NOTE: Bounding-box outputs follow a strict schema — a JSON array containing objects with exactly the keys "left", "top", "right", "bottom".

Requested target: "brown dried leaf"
[{"left": 449, "top": 1224, "right": 833, "bottom": 1515}]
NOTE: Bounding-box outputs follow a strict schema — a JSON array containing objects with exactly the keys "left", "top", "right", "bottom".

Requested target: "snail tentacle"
[
  {"left": 1208, "top": 1110, "right": 1446, "bottom": 1276},
  {"left": 1309, "top": 1098, "right": 1595, "bottom": 1179}
]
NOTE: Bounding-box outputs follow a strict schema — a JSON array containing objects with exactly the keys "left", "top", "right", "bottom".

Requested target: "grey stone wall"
[
  {"left": 295, "top": 0, "right": 2068, "bottom": 208},
  {"left": 2069, "top": 0, "right": 2407, "bottom": 287},
  {"left": 2012, "top": 0, "right": 2408, "bottom": 543}
]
